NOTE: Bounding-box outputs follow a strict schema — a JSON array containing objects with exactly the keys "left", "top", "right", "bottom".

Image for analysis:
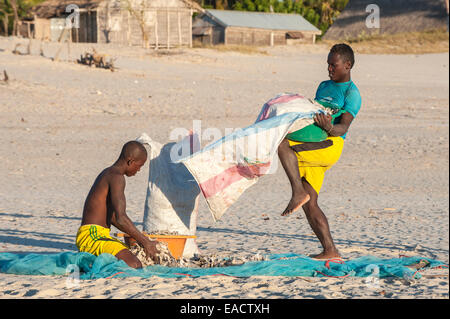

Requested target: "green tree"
[
  {"left": 0, "top": 0, "right": 46, "bottom": 35},
  {"left": 222, "top": 0, "right": 349, "bottom": 34},
  {"left": 0, "top": 0, "right": 10, "bottom": 35}
]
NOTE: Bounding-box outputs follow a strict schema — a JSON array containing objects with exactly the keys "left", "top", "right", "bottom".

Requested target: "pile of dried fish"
[
  {"left": 130, "top": 243, "right": 267, "bottom": 268},
  {"left": 130, "top": 240, "right": 179, "bottom": 267},
  {"left": 127, "top": 230, "right": 268, "bottom": 268},
  {"left": 185, "top": 253, "right": 267, "bottom": 268},
  {"left": 146, "top": 230, "right": 181, "bottom": 236}
]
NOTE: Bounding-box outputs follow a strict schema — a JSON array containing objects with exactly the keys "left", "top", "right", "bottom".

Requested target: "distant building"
[
  {"left": 192, "top": 9, "right": 321, "bottom": 46},
  {"left": 30, "top": 0, "right": 203, "bottom": 48},
  {"left": 323, "top": 0, "right": 448, "bottom": 40}
]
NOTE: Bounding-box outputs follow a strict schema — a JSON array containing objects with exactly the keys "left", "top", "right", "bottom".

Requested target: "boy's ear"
[{"left": 344, "top": 60, "right": 352, "bottom": 70}]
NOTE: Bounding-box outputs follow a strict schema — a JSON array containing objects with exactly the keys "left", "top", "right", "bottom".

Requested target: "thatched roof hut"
[
  {"left": 32, "top": 0, "right": 103, "bottom": 19},
  {"left": 31, "top": 0, "right": 204, "bottom": 47},
  {"left": 32, "top": 0, "right": 203, "bottom": 18}
]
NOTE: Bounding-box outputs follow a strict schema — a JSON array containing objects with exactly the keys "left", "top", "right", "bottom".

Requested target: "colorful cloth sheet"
[{"left": 178, "top": 93, "right": 329, "bottom": 221}]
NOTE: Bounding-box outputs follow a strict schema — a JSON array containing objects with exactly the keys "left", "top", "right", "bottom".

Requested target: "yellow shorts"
[
  {"left": 288, "top": 136, "right": 344, "bottom": 195},
  {"left": 75, "top": 224, "right": 128, "bottom": 257}
]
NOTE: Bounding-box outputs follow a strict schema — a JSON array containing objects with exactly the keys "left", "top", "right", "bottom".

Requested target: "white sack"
[{"left": 136, "top": 132, "right": 201, "bottom": 257}]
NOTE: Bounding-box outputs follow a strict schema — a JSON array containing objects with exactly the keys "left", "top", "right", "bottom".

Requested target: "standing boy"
[{"left": 278, "top": 44, "right": 362, "bottom": 260}]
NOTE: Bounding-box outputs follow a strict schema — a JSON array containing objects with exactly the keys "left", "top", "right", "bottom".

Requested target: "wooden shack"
[
  {"left": 192, "top": 9, "right": 321, "bottom": 46},
  {"left": 31, "top": 0, "right": 203, "bottom": 48}
]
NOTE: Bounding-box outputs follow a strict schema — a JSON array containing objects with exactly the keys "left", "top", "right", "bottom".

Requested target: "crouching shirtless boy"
[{"left": 76, "top": 141, "right": 159, "bottom": 268}]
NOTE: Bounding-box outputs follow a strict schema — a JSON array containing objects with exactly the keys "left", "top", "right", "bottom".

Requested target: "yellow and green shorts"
[
  {"left": 75, "top": 224, "right": 128, "bottom": 257},
  {"left": 288, "top": 136, "right": 344, "bottom": 195}
]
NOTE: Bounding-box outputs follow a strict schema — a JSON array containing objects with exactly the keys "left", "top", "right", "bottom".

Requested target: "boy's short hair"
[
  {"left": 120, "top": 141, "right": 147, "bottom": 160},
  {"left": 330, "top": 43, "right": 355, "bottom": 68}
]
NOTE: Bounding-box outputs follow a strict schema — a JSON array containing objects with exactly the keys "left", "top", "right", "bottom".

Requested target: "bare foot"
[
  {"left": 310, "top": 250, "right": 342, "bottom": 260},
  {"left": 281, "top": 193, "right": 310, "bottom": 216}
]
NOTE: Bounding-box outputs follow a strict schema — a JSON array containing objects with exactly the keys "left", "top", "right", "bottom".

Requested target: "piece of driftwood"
[{"left": 77, "top": 49, "right": 116, "bottom": 72}]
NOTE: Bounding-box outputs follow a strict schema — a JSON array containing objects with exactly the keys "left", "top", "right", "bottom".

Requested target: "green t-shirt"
[{"left": 286, "top": 80, "right": 362, "bottom": 141}]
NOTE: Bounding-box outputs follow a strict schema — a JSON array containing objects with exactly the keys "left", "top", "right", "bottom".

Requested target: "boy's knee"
[{"left": 116, "top": 249, "right": 142, "bottom": 269}]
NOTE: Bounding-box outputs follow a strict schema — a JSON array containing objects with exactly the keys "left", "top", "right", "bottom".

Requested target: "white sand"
[{"left": 0, "top": 37, "right": 448, "bottom": 299}]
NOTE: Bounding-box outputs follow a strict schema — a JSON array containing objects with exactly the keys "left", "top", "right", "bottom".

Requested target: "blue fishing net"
[{"left": 0, "top": 252, "right": 446, "bottom": 280}]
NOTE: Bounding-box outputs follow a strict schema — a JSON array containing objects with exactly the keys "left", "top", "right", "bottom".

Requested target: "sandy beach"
[{"left": 0, "top": 36, "right": 448, "bottom": 299}]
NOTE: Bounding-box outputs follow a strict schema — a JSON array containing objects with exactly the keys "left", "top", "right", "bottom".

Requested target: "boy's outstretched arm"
[
  {"left": 109, "top": 174, "right": 159, "bottom": 259},
  {"left": 314, "top": 112, "right": 354, "bottom": 137}
]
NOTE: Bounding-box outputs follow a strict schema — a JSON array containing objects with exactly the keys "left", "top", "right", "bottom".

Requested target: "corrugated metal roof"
[{"left": 206, "top": 9, "right": 320, "bottom": 32}]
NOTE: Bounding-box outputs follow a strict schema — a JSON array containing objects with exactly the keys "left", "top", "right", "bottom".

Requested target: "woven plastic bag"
[{"left": 136, "top": 132, "right": 201, "bottom": 257}]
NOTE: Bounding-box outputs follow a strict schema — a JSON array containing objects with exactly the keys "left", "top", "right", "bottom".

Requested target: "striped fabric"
[
  {"left": 88, "top": 225, "right": 115, "bottom": 242},
  {"left": 179, "top": 93, "right": 328, "bottom": 221}
]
